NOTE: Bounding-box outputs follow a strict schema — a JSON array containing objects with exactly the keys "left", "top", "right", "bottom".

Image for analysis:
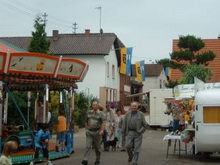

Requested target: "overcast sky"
[{"left": 1, "top": 0, "right": 220, "bottom": 63}]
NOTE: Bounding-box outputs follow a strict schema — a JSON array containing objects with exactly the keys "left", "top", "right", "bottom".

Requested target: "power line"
[
  {"left": 6, "top": 0, "right": 41, "bottom": 14},
  {"left": 0, "top": 0, "right": 74, "bottom": 32},
  {"left": 6, "top": 0, "right": 73, "bottom": 25},
  {"left": 0, "top": 0, "right": 35, "bottom": 18}
]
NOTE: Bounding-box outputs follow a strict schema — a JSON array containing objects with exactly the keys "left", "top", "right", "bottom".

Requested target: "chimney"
[
  {"left": 52, "top": 30, "right": 59, "bottom": 40},
  {"left": 85, "top": 29, "right": 90, "bottom": 36}
]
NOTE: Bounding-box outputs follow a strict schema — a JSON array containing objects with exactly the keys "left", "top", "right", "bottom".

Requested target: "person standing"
[
  {"left": 102, "top": 104, "right": 114, "bottom": 151},
  {"left": 114, "top": 109, "right": 123, "bottom": 148},
  {"left": 171, "top": 102, "right": 182, "bottom": 132},
  {"left": 122, "top": 102, "right": 148, "bottom": 165},
  {"left": 184, "top": 111, "right": 190, "bottom": 129},
  {"left": 120, "top": 113, "right": 126, "bottom": 152},
  {"left": 81, "top": 101, "right": 106, "bottom": 165},
  {"left": 55, "top": 109, "right": 67, "bottom": 152},
  {"left": 36, "top": 100, "right": 44, "bottom": 131}
]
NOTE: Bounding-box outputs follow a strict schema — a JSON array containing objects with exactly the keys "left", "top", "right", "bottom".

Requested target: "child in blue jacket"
[{"left": 30, "top": 123, "right": 52, "bottom": 165}]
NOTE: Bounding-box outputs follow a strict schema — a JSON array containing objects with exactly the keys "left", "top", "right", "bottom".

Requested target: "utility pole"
[
  {"left": 42, "top": 13, "right": 48, "bottom": 29},
  {"left": 72, "top": 22, "right": 78, "bottom": 34}
]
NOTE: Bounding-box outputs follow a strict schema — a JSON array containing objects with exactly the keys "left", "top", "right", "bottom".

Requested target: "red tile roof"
[{"left": 171, "top": 39, "right": 220, "bottom": 82}]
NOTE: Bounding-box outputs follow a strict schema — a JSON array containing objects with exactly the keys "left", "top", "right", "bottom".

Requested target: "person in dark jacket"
[{"left": 122, "top": 102, "right": 149, "bottom": 165}]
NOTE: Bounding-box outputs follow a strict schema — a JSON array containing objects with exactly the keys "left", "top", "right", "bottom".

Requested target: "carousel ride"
[{"left": 0, "top": 52, "right": 88, "bottom": 164}]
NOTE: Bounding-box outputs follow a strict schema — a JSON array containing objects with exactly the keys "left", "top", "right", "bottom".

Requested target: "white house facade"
[
  {"left": 142, "top": 69, "right": 167, "bottom": 92},
  {"left": 70, "top": 45, "right": 120, "bottom": 106}
]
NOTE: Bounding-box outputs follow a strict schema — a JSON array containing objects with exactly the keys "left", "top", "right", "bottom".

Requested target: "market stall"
[
  {"left": 163, "top": 80, "right": 220, "bottom": 158},
  {"left": 0, "top": 52, "right": 88, "bottom": 164}
]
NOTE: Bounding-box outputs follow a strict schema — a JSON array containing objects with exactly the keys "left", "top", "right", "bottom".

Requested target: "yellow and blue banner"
[
  {"left": 135, "top": 60, "right": 145, "bottom": 82},
  {"left": 120, "top": 47, "right": 133, "bottom": 75},
  {"left": 164, "top": 67, "right": 171, "bottom": 79},
  {"left": 120, "top": 47, "right": 127, "bottom": 74}
]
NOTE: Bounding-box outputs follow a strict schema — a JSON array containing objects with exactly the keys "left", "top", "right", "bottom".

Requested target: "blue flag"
[
  {"left": 126, "top": 47, "right": 133, "bottom": 75},
  {"left": 140, "top": 60, "right": 145, "bottom": 81},
  {"left": 164, "top": 67, "right": 169, "bottom": 77}
]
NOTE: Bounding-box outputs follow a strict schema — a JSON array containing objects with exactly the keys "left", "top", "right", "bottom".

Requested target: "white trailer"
[
  {"left": 145, "top": 89, "right": 173, "bottom": 126},
  {"left": 195, "top": 89, "right": 220, "bottom": 154}
]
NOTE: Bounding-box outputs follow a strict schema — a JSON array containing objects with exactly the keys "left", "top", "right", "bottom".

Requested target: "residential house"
[
  {"left": 130, "top": 64, "right": 168, "bottom": 101},
  {"left": 171, "top": 38, "right": 220, "bottom": 82},
  {"left": 0, "top": 30, "right": 129, "bottom": 108}
]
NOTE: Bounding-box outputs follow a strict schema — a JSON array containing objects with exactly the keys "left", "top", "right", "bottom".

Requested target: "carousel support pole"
[
  {"left": 0, "top": 82, "right": 3, "bottom": 153},
  {"left": 3, "top": 93, "right": 8, "bottom": 124},
  {"left": 27, "top": 91, "right": 31, "bottom": 126},
  {"left": 34, "top": 92, "right": 39, "bottom": 129},
  {"left": 44, "top": 84, "right": 49, "bottom": 124},
  {"left": 66, "top": 88, "right": 74, "bottom": 153},
  {"left": 59, "top": 91, "right": 63, "bottom": 104}
]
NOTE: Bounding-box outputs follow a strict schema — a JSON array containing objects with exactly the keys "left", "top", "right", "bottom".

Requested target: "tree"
[
  {"left": 6, "top": 15, "right": 51, "bottom": 129},
  {"left": 28, "top": 15, "right": 50, "bottom": 53},
  {"left": 180, "top": 64, "right": 212, "bottom": 84},
  {"left": 157, "top": 35, "right": 215, "bottom": 83},
  {"left": 164, "top": 80, "right": 179, "bottom": 88},
  {"left": 7, "top": 91, "right": 36, "bottom": 127},
  {"left": 74, "top": 92, "right": 98, "bottom": 128}
]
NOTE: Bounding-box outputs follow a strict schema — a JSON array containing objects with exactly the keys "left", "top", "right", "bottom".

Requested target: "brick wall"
[
  {"left": 119, "top": 74, "right": 131, "bottom": 112},
  {"left": 171, "top": 39, "right": 220, "bottom": 82}
]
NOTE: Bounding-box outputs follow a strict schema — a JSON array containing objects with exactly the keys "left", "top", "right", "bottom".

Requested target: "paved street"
[{"left": 49, "top": 129, "right": 220, "bottom": 165}]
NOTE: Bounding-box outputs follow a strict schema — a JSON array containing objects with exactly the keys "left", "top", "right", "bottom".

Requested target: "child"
[
  {"left": 184, "top": 111, "right": 190, "bottom": 129},
  {"left": 0, "top": 141, "right": 17, "bottom": 165},
  {"left": 55, "top": 109, "right": 67, "bottom": 152},
  {"left": 30, "top": 123, "right": 52, "bottom": 165}
]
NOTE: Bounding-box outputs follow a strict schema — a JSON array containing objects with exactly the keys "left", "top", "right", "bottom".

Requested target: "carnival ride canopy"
[{"left": 0, "top": 52, "right": 88, "bottom": 90}]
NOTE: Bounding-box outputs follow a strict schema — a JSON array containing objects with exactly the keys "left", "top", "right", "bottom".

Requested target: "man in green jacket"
[
  {"left": 81, "top": 101, "right": 106, "bottom": 165},
  {"left": 122, "top": 101, "right": 148, "bottom": 165}
]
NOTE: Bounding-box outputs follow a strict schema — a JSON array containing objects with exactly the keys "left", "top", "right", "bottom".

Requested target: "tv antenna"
[{"left": 95, "top": 6, "right": 102, "bottom": 33}]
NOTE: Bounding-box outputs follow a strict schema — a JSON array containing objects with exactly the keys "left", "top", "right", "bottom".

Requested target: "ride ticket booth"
[{"left": 0, "top": 52, "right": 88, "bottom": 164}]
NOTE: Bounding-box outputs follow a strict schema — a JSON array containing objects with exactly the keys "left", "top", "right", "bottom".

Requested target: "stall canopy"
[{"left": 0, "top": 52, "right": 88, "bottom": 90}]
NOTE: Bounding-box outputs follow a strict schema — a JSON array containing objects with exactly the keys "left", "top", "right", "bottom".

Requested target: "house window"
[
  {"left": 112, "top": 65, "right": 115, "bottom": 79},
  {"left": 106, "top": 62, "right": 109, "bottom": 77}
]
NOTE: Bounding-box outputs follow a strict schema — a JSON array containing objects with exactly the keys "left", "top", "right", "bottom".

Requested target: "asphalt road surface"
[{"left": 46, "top": 129, "right": 220, "bottom": 165}]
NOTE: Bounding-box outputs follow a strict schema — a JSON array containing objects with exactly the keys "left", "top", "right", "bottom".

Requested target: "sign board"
[
  {"left": 174, "top": 83, "right": 220, "bottom": 97},
  {"left": 0, "top": 52, "right": 6, "bottom": 72},
  {"left": 79, "top": 63, "right": 89, "bottom": 82},
  {"left": 58, "top": 58, "right": 86, "bottom": 79},
  {"left": 8, "top": 53, "right": 59, "bottom": 76},
  {"left": 124, "top": 85, "right": 131, "bottom": 93}
]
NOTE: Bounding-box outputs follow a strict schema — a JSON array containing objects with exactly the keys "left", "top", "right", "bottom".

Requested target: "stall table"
[{"left": 163, "top": 133, "right": 187, "bottom": 158}]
